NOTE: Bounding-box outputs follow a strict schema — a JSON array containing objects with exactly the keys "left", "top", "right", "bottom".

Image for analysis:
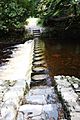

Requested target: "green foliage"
[
  {"left": 37, "top": 0, "right": 80, "bottom": 41},
  {"left": 0, "top": 0, "right": 29, "bottom": 31},
  {"left": 37, "top": 0, "right": 80, "bottom": 26}
]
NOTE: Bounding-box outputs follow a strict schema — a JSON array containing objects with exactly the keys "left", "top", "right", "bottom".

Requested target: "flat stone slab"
[
  {"left": 34, "top": 50, "right": 43, "bottom": 53},
  {"left": 26, "top": 86, "right": 55, "bottom": 95},
  {"left": 26, "top": 94, "right": 47, "bottom": 104},
  {"left": 34, "top": 53, "right": 44, "bottom": 57},
  {"left": 32, "top": 74, "right": 48, "bottom": 81},
  {"left": 32, "top": 66, "right": 47, "bottom": 73},
  {"left": 19, "top": 86, "right": 63, "bottom": 120},
  {"left": 54, "top": 75, "right": 80, "bottom": 120},
  {"left": 34, "top": 49, "right": 43, "bottom": 51},
  {"left": 33, "top": 60, "right": 45, "bottom": 66},
  {"left": 0, "top": 79, "right": 29, "bottom": 120},
  {"left": 17, "top": 104, "right": 61, "bottom": 120},
  {"left": 25, "top": 86, "right": 58, "bottom": 105},
  {"left": 33, "top": 56, "right": 44, "bottom": 61},
  {"left": 34, "top": 49, "right": 43, "bottom": 52}
]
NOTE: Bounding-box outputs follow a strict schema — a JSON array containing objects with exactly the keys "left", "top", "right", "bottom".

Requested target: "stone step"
[
  {"left": 31, "top": 74, "right": 48, "bottom": 87},
  {"left": 31, "top": 74, "right": 48, "bottom": 81},
  {"left": 34, "top": 48, "right": 43, "bottom": 51},
  {"left": 34, "top": 49, "right": 43, "bottom": 51},
  {"left": 33, "top": 56, "right": 44, "bottom": 61},
  {"left": 25, "top": 86, "right": 57, "bottom": 104},
  {"left": 30, "top": 80, "right": 47, "bottom": 87},
  {"left": 17, "top": 104, "right": 59, "bottom": 120},
  {"left": 32, "top": 66, "right": 47, "bottom": 73},
  {"left": 17, "top": 86, "right": 63, "bottom": 120},
  {"left": 34, "top": 51, "right": 44, "bottom": 54},
  {"left": 33, "top": 53, "right": 44, "bottom": 57},
  {"left": 33, "top": 60, "right": 45, "bottom": 66}
]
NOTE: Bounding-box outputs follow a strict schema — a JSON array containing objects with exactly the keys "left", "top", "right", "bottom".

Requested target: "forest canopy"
[
  {"left": 37, "top": 0, "right": 80, "bottom": 26},
  {"left": 36, "top": 0, "right": 80, "bottom": 41},
  {"left": 0, "top": 0, "right": 31, "bottom": 31}
]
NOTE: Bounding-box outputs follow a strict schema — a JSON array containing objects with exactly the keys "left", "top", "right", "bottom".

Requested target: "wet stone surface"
[
  {"left": 25, "top": 86, "right": 58, "bottom": 105},
  {"left": 32, "top": 66, "right": 47, "bottom": 73},
  {"left": 33, "top": 56, "right": 44, "bottom": 61},
  {"left": 33, "top": 60, "right": 45, "bottom": 66},
  {"left": 18, "top": 39, "right": 64, "bottom": 120},
  {"left": 31, "top": 74, "right": 48, "bottom": 81},
  {"left": 34, "top": 53, "right": 44, "bottom": 57}
]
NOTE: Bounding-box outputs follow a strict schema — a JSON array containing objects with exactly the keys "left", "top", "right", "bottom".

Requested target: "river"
[
  {"left": 45, "top": 40, "right": 80, "bottom": 78},
  {"left": 0, "top": 40, "right": 80, "bottom": 79},
  {"left": 0, "top": 40, "right": 34, "bottom": 86}
]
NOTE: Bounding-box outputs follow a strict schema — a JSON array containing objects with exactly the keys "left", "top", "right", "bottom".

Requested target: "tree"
[
  {"left": 37, "top": 0, "right": 80, "bottom": 40},
  {"left": 37, "top": 0, "right": 80, "bottom": 26},
  {"left": 0, "top": 0, "right": 29, "bottom": 31}
]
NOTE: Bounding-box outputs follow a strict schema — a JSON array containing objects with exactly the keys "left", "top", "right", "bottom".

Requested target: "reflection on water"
[{"left": 45, "top": 41, "right": 80, "bottom": 78}]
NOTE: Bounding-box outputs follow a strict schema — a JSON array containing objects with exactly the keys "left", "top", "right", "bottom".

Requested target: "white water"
[
  {"left": 0, "top": 40, "right": 34, "bottom": 86},
  {"left": 24, "top": 17, "right": 44, "bottom": 34}
]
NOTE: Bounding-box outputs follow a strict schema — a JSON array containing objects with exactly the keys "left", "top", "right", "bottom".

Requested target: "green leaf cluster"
[
  {"left": 37, "top": 0, "right": 80, "bottom": 26},
  {"left": 0, "top": 0, "right": 29, "bottom": 31}
]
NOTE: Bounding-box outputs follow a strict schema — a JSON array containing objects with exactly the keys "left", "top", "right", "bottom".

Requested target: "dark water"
[{"left": 45, "top": 40, "right": 80, "bottom": 78}]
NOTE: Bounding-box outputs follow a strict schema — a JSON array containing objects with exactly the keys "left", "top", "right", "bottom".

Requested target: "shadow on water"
[{"left": 45, "top": 40, "right": 80, "bottom": 78}]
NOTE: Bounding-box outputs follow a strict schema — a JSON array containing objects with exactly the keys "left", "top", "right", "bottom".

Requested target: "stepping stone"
[
  {"left": 34, "top": 46, "right": 40, "bottom": 48},
  {"left": 33, "top": 56, "right": 44, "bottom": 61},
  {"left": 34, "top": 49, "right": 43, "bottom": 51},
  {"left": 32, "top": 66, "right": 47, "bottom": 73},
  {"left": 17, "top": 104, "right": 60, "bottom": 120},
  {"left": 33, "top": 60, "right": 45, "bottom": 66},
  {"left": 27, "top": 86, "right": 55, "bottom": 94},
  {"left": 34, "top": 51, "right": 44, "bottom": 54},
  {"left": 31, "top": 74, "right": 48, "bottom": 87},
  {"left": 35, "top": 47, "right": 41, "bottom": 50},
  {"left": 34, "top": 53, "right": 44, "bottom": 57},
  {"left": 30, "top": 80, "right": 46, "bottom": 87},
  {"left": 31, "top": 74, "right": 48, "bottom": 81}
]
